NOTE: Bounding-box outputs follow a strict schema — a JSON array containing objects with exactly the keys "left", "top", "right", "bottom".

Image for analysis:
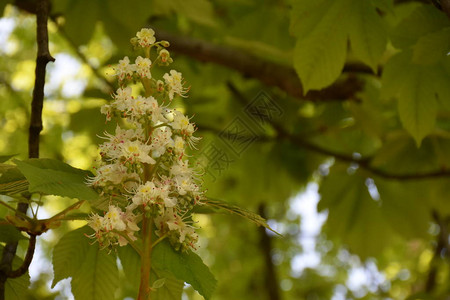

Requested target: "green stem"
[
  {"left": 151, "top": 233, "right": 167, "bottom": 248},
  {"left": 137, "top": 213, "right": 152, "bottom": 300}
]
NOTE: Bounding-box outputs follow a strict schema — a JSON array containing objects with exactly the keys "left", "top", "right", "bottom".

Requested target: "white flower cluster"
[{"left": 87, "top": 28, "right": 203, "bottom": 251}]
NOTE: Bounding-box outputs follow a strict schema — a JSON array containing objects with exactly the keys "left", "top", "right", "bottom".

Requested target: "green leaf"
[
  {"left": 381, "top": 51, "right": 413, "bottom": 99},
  {"left": 52, "top": 226, "right": 91, "bottom": 287},
  {"left": 63, "top": 0, "right": 99, "bottom": 45},
  {"left": 0, "top": 165, "right": 28, "bottom": 195},
  {"left": 53, "top": 226, "right": 119, "bottom": 300},
  {"left": 153, "top": 0, "right": 217, "bottom": 27},
  {"left": 375, "top": 179, "right": 431, "bottom": 239},
  {"left": 291, "top": 0, "right": 349, "bottom": 93},
  {"left": 318, "top": 164, "right": 396, "bottom": 258},
  {"left": 153, "top": 240, "right": 217, "bottom": 299},
  {"left": 202, "top": 197, "right": 279, "bottom": 235},
  {"left": 347, "top": 0, "right": 387, "bottom": 71},
  {"left": 382, "top": 51, "right": 439, "bottom": 145},
  {"left": 396, "top": 67, "right": 437, "bottom": 146},
  {"left": 118, "top": 245, "right": 184, "bottom": 300},
  {"left": 433, "top": 63, "right": 450, "bottom": 110},
  {"left": 71, "top": 243, "right": 119, "bottom": 300},
  {"left": 0, "top": 154, "right": 16, "bottom": 163},
  {"left": 391, "top": 4, "right": 449, "bottom": 49},
  {"left": 0, "top": 245, "right": 30, "bottom": 300},
  {"left": 0, "top": 223, "right": 26, "bottom": 243},
  {"left": 412, "top": 27, "right": 450, "bottom": 65},
  {"left": 14, "top": 158, "right": 98, "bottom": 201},
  {"left": 151, "top": 270, "right": 184, "bottom": 300},
  {"left": 117, "top": 245, "right": 141, "bottom": 290},
  {"left": 372, "top": 0, "right": 394, "bottom": 14},
  {"left": 5, "top": 274, "right": 30, "bottom": 300}
]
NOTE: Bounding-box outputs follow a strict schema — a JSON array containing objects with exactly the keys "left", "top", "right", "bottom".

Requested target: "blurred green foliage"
[{"left": 1, "top": 0, "right": 450, "bottom": 299}]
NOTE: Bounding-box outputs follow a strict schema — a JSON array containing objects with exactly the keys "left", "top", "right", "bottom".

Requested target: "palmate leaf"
[
  {"left": 291, "top": 0, "right": 349, "bottom": 93},
  {"left": 318, "top": 164, "right": 397, "bottom": 258},
  {"left": 319, "top": 163, "right": 433, "bottom": 258},
  {"left": 52, "top": 226, "right": 119, "bottom": 300},
  {"left": 347, "top": 0, "right": 387, "bottom": 71},
  {"left": 381, "top": 51, "right": 443, "bottom": 146},
  {"left": 52, "top": 226, "right": 91, "bottom": 287},
  {"left": 201, "top": 197, "right": 279, "bottom": 235},
  {"left": 14, "top": 158, "right": 98, "bottom": 201},
  {"left": 151, "top": 270, "right": 184, "bottom": 300},
  {"left": 290, "top": 0, "right": 387, "bottom": 92},
  {"left": 71, "top": 243, "right": 119, "bottom": 300},
  {"left": 152, "top": 240, "right": 217, "bottom": 300},
  {"left": 391, "top": 4, "right": 449, "bottom": 49}
]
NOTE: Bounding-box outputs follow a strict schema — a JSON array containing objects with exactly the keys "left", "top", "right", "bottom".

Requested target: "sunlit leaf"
[
  {"left": 152, "top": 240, "right": 216, "bottom": 299},
  {"left": 347, "top": 0, "right": 387, "bottom": 71},
  {"left": 71, "top": 243, "right": 119, "bottom": 300},
  {"left": 52, "top": 226, "right": 91, "bottom": 287},
  {"left": 291, "top": 0, "right": 349, "bottom": 92},
  {"left": 14, "top": 158, "right": 98, "bottom": 201}
]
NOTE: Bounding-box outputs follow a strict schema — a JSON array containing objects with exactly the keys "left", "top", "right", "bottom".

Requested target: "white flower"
[
  {"left": 115, "top": 56, "right": 135, "bottom": 81},
  {"left": 174, "top": 176, "right": 198, "bottom": 196},
  {"left": 100, "top": 104, "right": 112, "bottom": 121},
  {"left": 99, "top": 126, "right": 145, "bottom": 160},
  {"left": 135, "top": 56, "right": 152, "bottom": 79},
  {"left": 88, "top": 214, "right": 104, "bottom": 231},
  {"left": 151, "top": 127, "right": 174, "bottom": 158},
  {"left": 104, "top": 205, "right": 127, "bottom": 231},
  {"left": 163, "top": 70, "right": 188, "bottom": 100},
  {"left": 110, "top": 87, "right": 133, "bottom": 112},
  {"left": 155, "top": 209, "right": 197, "bottom": 243},
  {"left": 88, "top": 162, "right": 137, "bottom": 187},
  {"left": 132, "top": 181, "right": 159, "bottom": 206},
  {"left": 136, "top": 28, "right": 156, "bottom": 47},
  {"left": 120, "top": 140, "right": 155, "bottom": 164},
  {"left": 173, "top": 136, "right": 185, "bottom": 154},
  {"left": 171, "top": 110, "right": 191, "bottom": 131}
]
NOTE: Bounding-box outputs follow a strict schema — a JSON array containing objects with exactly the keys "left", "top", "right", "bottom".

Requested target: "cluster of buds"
[{"left": 87, "top": 28, "right": 203, "bottom": 252}]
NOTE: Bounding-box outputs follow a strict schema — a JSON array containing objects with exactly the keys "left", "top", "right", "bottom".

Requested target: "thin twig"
[
  {"left": 226, "top": 82, "right": 450, "bottom": 181},
  {"left": 156, "top": 30, "right": 366, "bottom": 102}
]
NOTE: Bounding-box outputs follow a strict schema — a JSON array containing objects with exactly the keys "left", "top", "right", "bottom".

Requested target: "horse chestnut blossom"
[{"left": 87, "top": 28, "right": 203, "bottom": 252}]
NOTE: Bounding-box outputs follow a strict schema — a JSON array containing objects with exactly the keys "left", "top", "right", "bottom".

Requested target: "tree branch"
[
  {"left": 425, "top": 211, "right": 449, "bottom": 293},
  {"left": 156, "top": 30, "right": 367, "bottom": 102},
  {"left": 0, "top": 0, "right": 53, "bottom": 297},
  {"left": 29, "top": 0, "right": 54, "bottom": 158},
  {"left": 225, "top": 82, "right": 450, "bottom": 181}
]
